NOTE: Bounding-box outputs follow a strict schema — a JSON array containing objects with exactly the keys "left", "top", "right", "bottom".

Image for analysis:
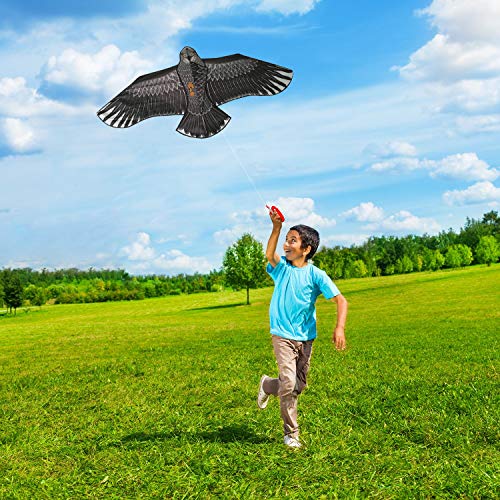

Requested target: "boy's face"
[{"left": 284, "top": 230, "right": 311, "bottom": 262}]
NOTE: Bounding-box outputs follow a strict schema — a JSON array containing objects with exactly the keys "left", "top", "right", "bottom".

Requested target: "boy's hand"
[
  {"left": 269, "top": 208, "right": 283, "bottom": 229},
  {"left": 332, "top": 326, "right": 346, "bottom": 351}
]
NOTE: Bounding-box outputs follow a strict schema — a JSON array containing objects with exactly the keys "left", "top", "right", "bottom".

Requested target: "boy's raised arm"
[{"left": 266, "top": 210, "right": 282, "bottom": 268}]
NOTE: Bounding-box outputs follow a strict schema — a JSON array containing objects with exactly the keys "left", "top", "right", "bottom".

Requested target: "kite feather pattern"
[{"left": 97, "top": 47, "right": 293, "bottom": 138}]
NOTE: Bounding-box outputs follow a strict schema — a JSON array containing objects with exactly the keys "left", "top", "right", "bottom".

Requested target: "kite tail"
[{"left": 176, "top": 106, "right": 231, "bottom": 139}]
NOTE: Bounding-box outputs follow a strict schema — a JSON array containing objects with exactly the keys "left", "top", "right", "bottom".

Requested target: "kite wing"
[
  {"left": 204, "top": 54, "right": 293, "bottom": 106},
  {"left": 97, "top": 66, "right": 187, "bottom": 128}
]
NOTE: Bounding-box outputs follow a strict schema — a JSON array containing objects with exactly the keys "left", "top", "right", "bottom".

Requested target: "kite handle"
[{"left": 266, "top": 205, "right": 285, "bottom": 222}]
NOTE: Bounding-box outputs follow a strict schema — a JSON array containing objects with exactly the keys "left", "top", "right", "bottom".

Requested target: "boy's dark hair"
[{"left": 289, "top": 224, "right": 320, "bottom": 261}]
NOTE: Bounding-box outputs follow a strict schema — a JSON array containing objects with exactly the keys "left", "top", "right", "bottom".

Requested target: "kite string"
[{"left": 222, "top": 133, "right": 268, "bottom": 209}]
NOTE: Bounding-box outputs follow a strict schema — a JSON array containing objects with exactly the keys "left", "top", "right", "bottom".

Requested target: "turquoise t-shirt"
[{"left": 266, "top": 257, "right": 341, "bottom": 341}]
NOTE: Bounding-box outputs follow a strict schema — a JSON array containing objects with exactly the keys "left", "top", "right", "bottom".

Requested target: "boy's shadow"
[{"left": 120, "top": 424, "right": 271, "bottom": 445}]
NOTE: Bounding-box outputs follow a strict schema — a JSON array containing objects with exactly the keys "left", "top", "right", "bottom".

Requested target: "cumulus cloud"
[
  {"left": 397, "top": 33, "right": 500, "bottom": 83},
  {"left": 395, "top": 0, "right": 500, "bottom": 122},
  {"left": 366, "top": 141, "right": 420, "bottom": 172},
  {"left": 398, "top": 0, "right": 500, "bottom": 82},
  {"left": 0, "top": 76, "right": 72, "bottom": 117},
  {"left": 120, "top": 231, "right": 212, "bottom": 273},
  {"left": 273, "top": 197, "right": 337, "bottom": 227},
  {"left": 370, "top": 151, "right": 498, "bottom": 182},
  {"left": 427, "top": 153, "right": 498, "bottom": 181},
  {"left": 443, "top": 181, "right": 500, "bottom": 206},
  {"left": 419, "top": 0, "right": 500, "bottom": 44},
  {"left": 214, "top": 197, "right": 336, "bottom": 246},
  {"left": 341, "top": 202, "right": 384, "bottom": 222},
  {"left": 364, "top": 210, "right": 441, "bottom": 234},
  {"left": 121, "top": 232, "right": 156, "bottom": 261},
  {"left": 152, "top": 249, "right": 212, "bottom": 273},
  {"left": 0, "top": 118, "right": 38, "bottom": 154},
  {"left": 40, "top": 44, "right": 153, "bottom": 98}
]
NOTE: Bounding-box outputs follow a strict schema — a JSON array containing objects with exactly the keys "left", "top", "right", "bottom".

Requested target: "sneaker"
[
  {"left": 257, "top": 375, "right": 270, "bottom": 409},
  {"left": 284, "top": 435, "right": 302, "bottom": 449}
]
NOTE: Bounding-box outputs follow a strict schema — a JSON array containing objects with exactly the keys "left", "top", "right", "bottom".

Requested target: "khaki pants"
[{"left": 263, "top": 335, "right": 314, "bottom": 438}]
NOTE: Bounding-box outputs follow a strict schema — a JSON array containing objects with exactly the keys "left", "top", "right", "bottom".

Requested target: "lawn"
[{"left": 1, "top": 265, "right": 498, "bottom": 498}]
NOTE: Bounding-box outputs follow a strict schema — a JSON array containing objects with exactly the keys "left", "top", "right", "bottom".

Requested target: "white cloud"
[
  {"left": 397, "top": 34, "right": 500, "bottom": 83},
  {"left": 86, "top": 0, "right": 320, "bottom": 61},
  {"left": 272, "top": 197, "right": 337, "bottom": 228},
  {"left": 255, "top": 0, "right": 320, "bottom": 15},
  {"left": 0, "top": 118, "right": 38, "bottom": 153},
  {"left": 370, "top": 151, "right": 498, "bottom": 182},
  {"left": 364, "top": 210, "right": 440, "bottom": 234},
  {"left": 364, "top": 140, "right": 417, "bottom": 159},
  {"left": 418, "top": 0, "right": 500, "bottom": 44},
  {"left": 371, "top": 156, "right": 421, "bottom": 172},
  {"left": 436, "top": 78, "right": 500, "bottom": 113},
  {"left": 152, "top": 250, "right": 212, "bottom": 273},
  {"left": 120, "top": 232, "right": 156, "bottom": 261},
  {"left": 213, "top": 197, "right": 336, "bottom": 247},
  {"left": 341, "top": 202, "right": 384, "bottom": 222},
  {"left": 443, "top": 181, "right": 500, "bottom": 206},
  {"left": 120, "top": 231, "right": 212, "bottom": 274},
  {"left": 213, "top": 227, "right": 245, "bottom": 247},
  {"left": 427, "top": 153, "right": 498, "bottom": 181},
  {"left": 0, "top": 76, "right": 73, "bottom": 117},
  {"left": 395, "top": 0, "right": 500, "bottom": 119},
  {"left": 455, "top": 114, "right": 500, "bottom": 134},
  {"left": 41, "top": 45, "right": 153, "bottom": 97}
]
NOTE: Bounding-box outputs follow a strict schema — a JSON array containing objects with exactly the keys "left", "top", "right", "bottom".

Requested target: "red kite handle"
[{"left": 266, "top": 205, "right": 285, "bottom": 222}]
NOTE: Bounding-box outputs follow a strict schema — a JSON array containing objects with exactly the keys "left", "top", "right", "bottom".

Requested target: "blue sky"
[{"left": 1, "top": 0, "right": 499, "bottom": 274}]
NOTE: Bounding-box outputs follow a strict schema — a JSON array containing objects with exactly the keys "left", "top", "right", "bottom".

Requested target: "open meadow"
[{"left": 1, "top": 265, "right": 498, "bottom": 498}]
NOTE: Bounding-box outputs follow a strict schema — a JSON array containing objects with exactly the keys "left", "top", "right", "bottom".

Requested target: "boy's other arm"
[
  {"left": 266, "top": 210, "right": 282, "bottom": 268},
  {"left": 330, "top": 294, "right": 348, "bottom": 350}
]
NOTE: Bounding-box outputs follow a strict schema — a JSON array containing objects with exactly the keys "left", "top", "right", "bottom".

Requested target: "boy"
[{"left": 258, "top": 209, "right": 348, "bottom": 449}]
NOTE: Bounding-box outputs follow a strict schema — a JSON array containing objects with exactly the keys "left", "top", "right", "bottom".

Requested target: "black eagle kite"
[{"left": 97, "top": 46, "right": 293, "bottom": 139}]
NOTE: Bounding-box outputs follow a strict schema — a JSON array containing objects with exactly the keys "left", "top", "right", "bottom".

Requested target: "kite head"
[{"left": 180, "top": 46, "right": 202, "bottom": 64}]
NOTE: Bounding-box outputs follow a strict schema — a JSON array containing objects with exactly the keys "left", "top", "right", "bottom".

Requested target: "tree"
[
  {"left": 32, "top": 287, "right": 47, "bottom": 308},
  {"left": 222, "top": 233, "right": 267, "bottom": 305},
  {"left": 4, "top": 274, "right": 23, "bottom": 314},
  {"left": 23, "top": 284, "right": 38, "bottom": 306},
  {"left": 444, "top": 246, "right": 461, "bottom": 268},
  {"left": 435, "top": 250, "right": 445, "bottom": 270},
  {"left": 422, "top": 248, "right": 444, "bottom": 271},
  {"left": 481, "top": 210, "right": 500, "bottom": 238},
  {"left": 455, "top": 244, "right": 473, "bottom": 266},
  {"left": 457, "top": 216, "right": 491, "bottom": 250},
  {"left": 352, "top": 259, "right": 368, "bottom": 278},
  {"left": 475, "top": 236, "right": 500, "bottom": 266},
  {"left": 0, "top": 281, "right": 4, "bottom": 309}
]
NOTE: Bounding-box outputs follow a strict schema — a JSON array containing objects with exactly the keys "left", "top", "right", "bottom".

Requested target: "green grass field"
[{"left": 1, "top": 265, "right": 498, "bottom": 499}]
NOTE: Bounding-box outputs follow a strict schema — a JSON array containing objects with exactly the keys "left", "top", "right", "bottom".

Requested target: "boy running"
[{"left": 258, "top": 208, "right": 348, "bottom": 448}]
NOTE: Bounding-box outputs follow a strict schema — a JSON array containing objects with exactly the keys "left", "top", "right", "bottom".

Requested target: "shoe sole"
[{"left": 257, "top": 375, "right": 269, "bottom": 409}]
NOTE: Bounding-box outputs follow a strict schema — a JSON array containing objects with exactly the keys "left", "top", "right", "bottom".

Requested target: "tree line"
[
  {"left": 313, "top": 211, "right": 499, "bottom": 279},
  {"left": 1, "top": 211, "right": 498, "bottom": 313},
  {"left": 0, "top": 268, "right": 224, "bottom": 314}
]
